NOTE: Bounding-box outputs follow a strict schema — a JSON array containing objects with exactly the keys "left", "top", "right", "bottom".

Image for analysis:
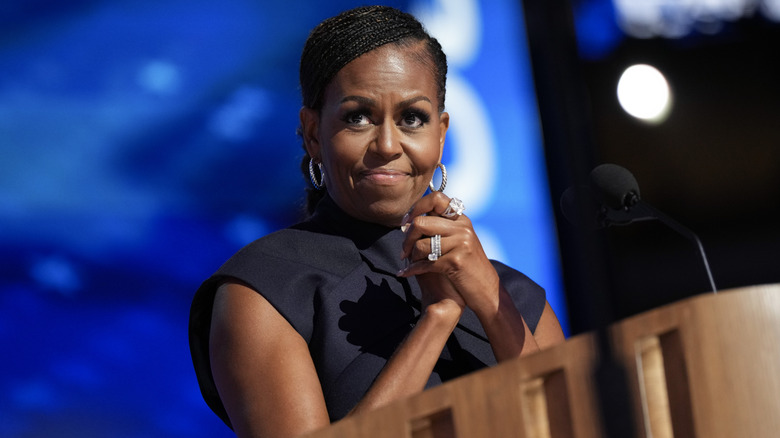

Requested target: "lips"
[{"left": 359, "top": 168, "right": 410, "bottom": 184}]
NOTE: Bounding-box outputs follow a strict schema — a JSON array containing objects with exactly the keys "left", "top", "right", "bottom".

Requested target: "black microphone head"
[{"left": 590, "top": 163, "right": 641, "bottom": 210}]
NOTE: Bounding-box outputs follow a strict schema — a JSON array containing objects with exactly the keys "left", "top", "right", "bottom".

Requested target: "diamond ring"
[
  {"left": 428, "top": 234, "right": 442, "bottom": 261},
  {"left": 442, "top": 197, "right": 465, "bottom": 218}
]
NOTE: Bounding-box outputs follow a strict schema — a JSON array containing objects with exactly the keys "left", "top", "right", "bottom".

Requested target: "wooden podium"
[{"left": 303, "top": 284, "right": 780, "bottom": 438}]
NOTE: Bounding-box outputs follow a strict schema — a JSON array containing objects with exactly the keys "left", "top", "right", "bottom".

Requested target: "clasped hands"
[{"left": 396, "top": 192, "right": 501, "bottom": 318}]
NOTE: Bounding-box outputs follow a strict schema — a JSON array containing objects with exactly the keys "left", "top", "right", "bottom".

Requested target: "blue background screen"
[{"left": 0, "top": 1, "right": 565, "bottom": 436}]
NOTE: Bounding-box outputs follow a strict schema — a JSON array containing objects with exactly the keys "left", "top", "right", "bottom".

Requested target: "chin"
[
  {"left": 357, "top": 196, "right": 413, "bottom": 227},
  {"left": 362, "top": 203, "right": 406, "bottom": 227},
  {"left": 345, "top": 184, "right": 424, "bottom": 225}
]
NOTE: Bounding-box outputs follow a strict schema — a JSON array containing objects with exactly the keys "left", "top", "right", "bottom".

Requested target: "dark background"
[{"left": 546, "top": 1, "right": 780, "bottom": 332}]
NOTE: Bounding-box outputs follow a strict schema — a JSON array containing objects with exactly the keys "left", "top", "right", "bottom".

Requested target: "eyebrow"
[{"left": 340, "top": 95, "right": 432, "bottom": 109}]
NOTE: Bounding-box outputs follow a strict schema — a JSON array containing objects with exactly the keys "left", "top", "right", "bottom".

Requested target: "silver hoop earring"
[
  {"left": 428, "top": 163, "right": 447, "bottom": 192},
  {"left": 309, "top": 158, "right": 325, "bottom": 190}
]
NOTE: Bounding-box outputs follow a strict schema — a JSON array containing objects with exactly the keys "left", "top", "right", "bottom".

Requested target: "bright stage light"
[{"left": 617, "top": 63, "right": 672, "bottom": 124}]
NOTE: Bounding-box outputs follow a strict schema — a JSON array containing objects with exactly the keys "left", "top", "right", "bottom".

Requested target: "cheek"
[
  {"left": 322, "top": 134, "right": 363, "bottom": 175},
  {"left": 411, "top": 132, "right": 444, "bottom": 170}
]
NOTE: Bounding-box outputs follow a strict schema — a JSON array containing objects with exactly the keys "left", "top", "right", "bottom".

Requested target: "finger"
[
  {"left": 397, "top": 258, "right": 435, "bottom": 277},
  {"left": 400, "top": 215, "right": 456, "bottom": 260},
  {"left": 400, "top": 191, "right": 451, "bottom": 230},
  {"left": 401, "top": 208, "right": 476, "bottom": 260},
  {"left": 397, "top": 236, "right": 459, "bottom": 277},
  {"left": 439, "top": 197, "right": 466, "bottom": 220},
  {"left": 408, "top": 234, "right": 445, "bottom": 263},
  {"left": 398, "top": 237, "right": 445, "bottom": 277}
]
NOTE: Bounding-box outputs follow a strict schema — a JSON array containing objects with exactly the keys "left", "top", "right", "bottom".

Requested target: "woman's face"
[{"left": 301, "top": 43, "right": 449, "bottom": 228}]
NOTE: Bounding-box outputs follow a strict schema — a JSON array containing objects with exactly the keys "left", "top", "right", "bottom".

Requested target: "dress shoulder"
[
  {"left": 492, "top": 260, "right": 547, "bottom": 332},
  {"left": 200, "top": 226, "right": 361, "bottom": 331},
  {"left": 188, "top": 225, "right": 362, "bottom": 428}
]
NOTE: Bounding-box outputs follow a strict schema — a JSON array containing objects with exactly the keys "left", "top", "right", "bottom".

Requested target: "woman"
[{"left": 189, "top": 6, "right": 564, "bottom": 438}]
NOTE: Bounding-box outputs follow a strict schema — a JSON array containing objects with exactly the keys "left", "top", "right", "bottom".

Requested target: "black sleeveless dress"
[{"left": 188, "top": 195, "right": 547, "bottom": 428}]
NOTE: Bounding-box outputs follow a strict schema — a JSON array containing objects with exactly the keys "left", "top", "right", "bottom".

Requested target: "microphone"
[
  {"left": 561, "top": 164, "right": 718, "bottom": 293},
  {"left": 590, "top": 163, "right": 640, "bottom": 209}
]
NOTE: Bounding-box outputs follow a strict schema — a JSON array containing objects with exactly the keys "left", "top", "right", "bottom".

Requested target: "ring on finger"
[
  {"left": 442, "top": 197, "right": 465, "bottom": 218},
  {"left": 428, "top": 234, "right": 442, "bottom": 261}
]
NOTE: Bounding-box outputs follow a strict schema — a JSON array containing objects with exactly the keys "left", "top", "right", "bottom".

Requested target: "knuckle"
[
  {"left": 449, "top": 252, "right": 466, "bottom": 270},
  {"left": 456, "top": 234, "right": 474, "bottom": 253},
  {"left": 432, "top": 191, "right": 448, "bottom": 202}
]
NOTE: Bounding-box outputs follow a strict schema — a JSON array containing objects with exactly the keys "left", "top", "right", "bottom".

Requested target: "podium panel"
[
  {"left": 611, "top": 283, "right": 780, "bottom": 438},
  {"left": 303, "top": 284, "right": 780, "bottom": 438}
]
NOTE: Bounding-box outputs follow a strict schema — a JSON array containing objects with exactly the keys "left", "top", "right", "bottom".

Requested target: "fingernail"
[{"left": 400, "top": 206, "right": 414, "bottom": 229}]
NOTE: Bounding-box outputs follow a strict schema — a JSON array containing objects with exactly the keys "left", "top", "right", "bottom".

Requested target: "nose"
[{"left": 371, "top": 120, "right": 403, "bottom": 160}]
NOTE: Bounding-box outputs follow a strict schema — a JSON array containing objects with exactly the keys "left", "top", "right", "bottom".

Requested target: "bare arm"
[
  {"left": 209, "top": 282, "right": 464, "bottom": 437},
  {"left": 479, "top": 293, "right": 565, "bottom": 361},
  {"left": 533, "top": 301, "right": 566, "bottom": 349},
  {"left": 349, "top": 297, "right": 462, "bottom": 415},
  {"left": 209, "top": 282, "right": 330, "bottom": 438},
  {"left": 428, "top": 279, "right": 564, "bottom": 362}
]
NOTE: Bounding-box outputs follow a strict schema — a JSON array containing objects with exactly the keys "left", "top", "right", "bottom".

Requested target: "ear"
[
  {"left": 299, "top": 107, "right": 321, "bottom": 161},
  {"left": 437, "top": 111, "right": 450, "bottom": 161}
]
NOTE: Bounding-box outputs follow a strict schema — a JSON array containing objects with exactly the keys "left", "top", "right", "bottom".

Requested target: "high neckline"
[
  {"left": 309, "top": 195, "right": 397, "bottom": 246},
  {"left": 308, "top": 195, "right": 406, "bottom": 274}
]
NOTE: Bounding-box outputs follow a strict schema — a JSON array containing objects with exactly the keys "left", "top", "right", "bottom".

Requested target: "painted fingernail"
[{"left": 400, "top": 206, "right": 415, "bottom": 229}]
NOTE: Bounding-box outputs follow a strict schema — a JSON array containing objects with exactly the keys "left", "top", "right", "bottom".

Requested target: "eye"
[
  {"left": 342, "top": 110, "right": 372, "bottom": 126},
  {"left": 400, "top": 110, "right": 430, "bottom": 129}
]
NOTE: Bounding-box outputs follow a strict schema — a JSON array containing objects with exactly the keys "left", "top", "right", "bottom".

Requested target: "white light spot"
[
  {"left": 617, "top": 64, "right": 672, "bottom": 124},
  {"left": 412, "top": 0, "right": 481, "bottom": 67}
]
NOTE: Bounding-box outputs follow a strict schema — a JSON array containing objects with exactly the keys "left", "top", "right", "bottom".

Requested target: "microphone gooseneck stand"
[{"left": 590, "top": 163, "right": 718, "bottom": 294}]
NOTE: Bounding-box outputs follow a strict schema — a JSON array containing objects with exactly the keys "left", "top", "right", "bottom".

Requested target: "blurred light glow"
[
  {"left": 441, "top": 74, "right": 496, "bottom": 215},
  {"left": 415, "top": 0, "right": 495, "bottom": 215},
  {"left": 30, "top": 256, "right": 82, "bottom": 296},
  {"left": 11, "top": 380, "right": 59, "bottom": 410},
  {"left": 137, "top": 60, "right": 181, "bottom": 95},
  {"left": 208, "top": 86, "right": 270, "bottom": 142},
  {"left": 763, "top": 0, "right": 780, "bottom": 20},
  {"left": 412, "top": 0, "right": 481, "bottom": 66},
  {"left": 613, "top": 0, "right": 771, "bottom": 38},
  {"left": 617, "top": 64, "right": 672, "bottom": 123},
  {"left": 573, "top": 0, "right": 624, "bottom": 60},
  {"left": 224, "top": 215, "right": 270, "bottom": 246}
]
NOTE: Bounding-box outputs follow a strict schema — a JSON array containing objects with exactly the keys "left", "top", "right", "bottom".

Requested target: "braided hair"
[{"left": 298, "top": 5, "right": 448, "bottom": 215}]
